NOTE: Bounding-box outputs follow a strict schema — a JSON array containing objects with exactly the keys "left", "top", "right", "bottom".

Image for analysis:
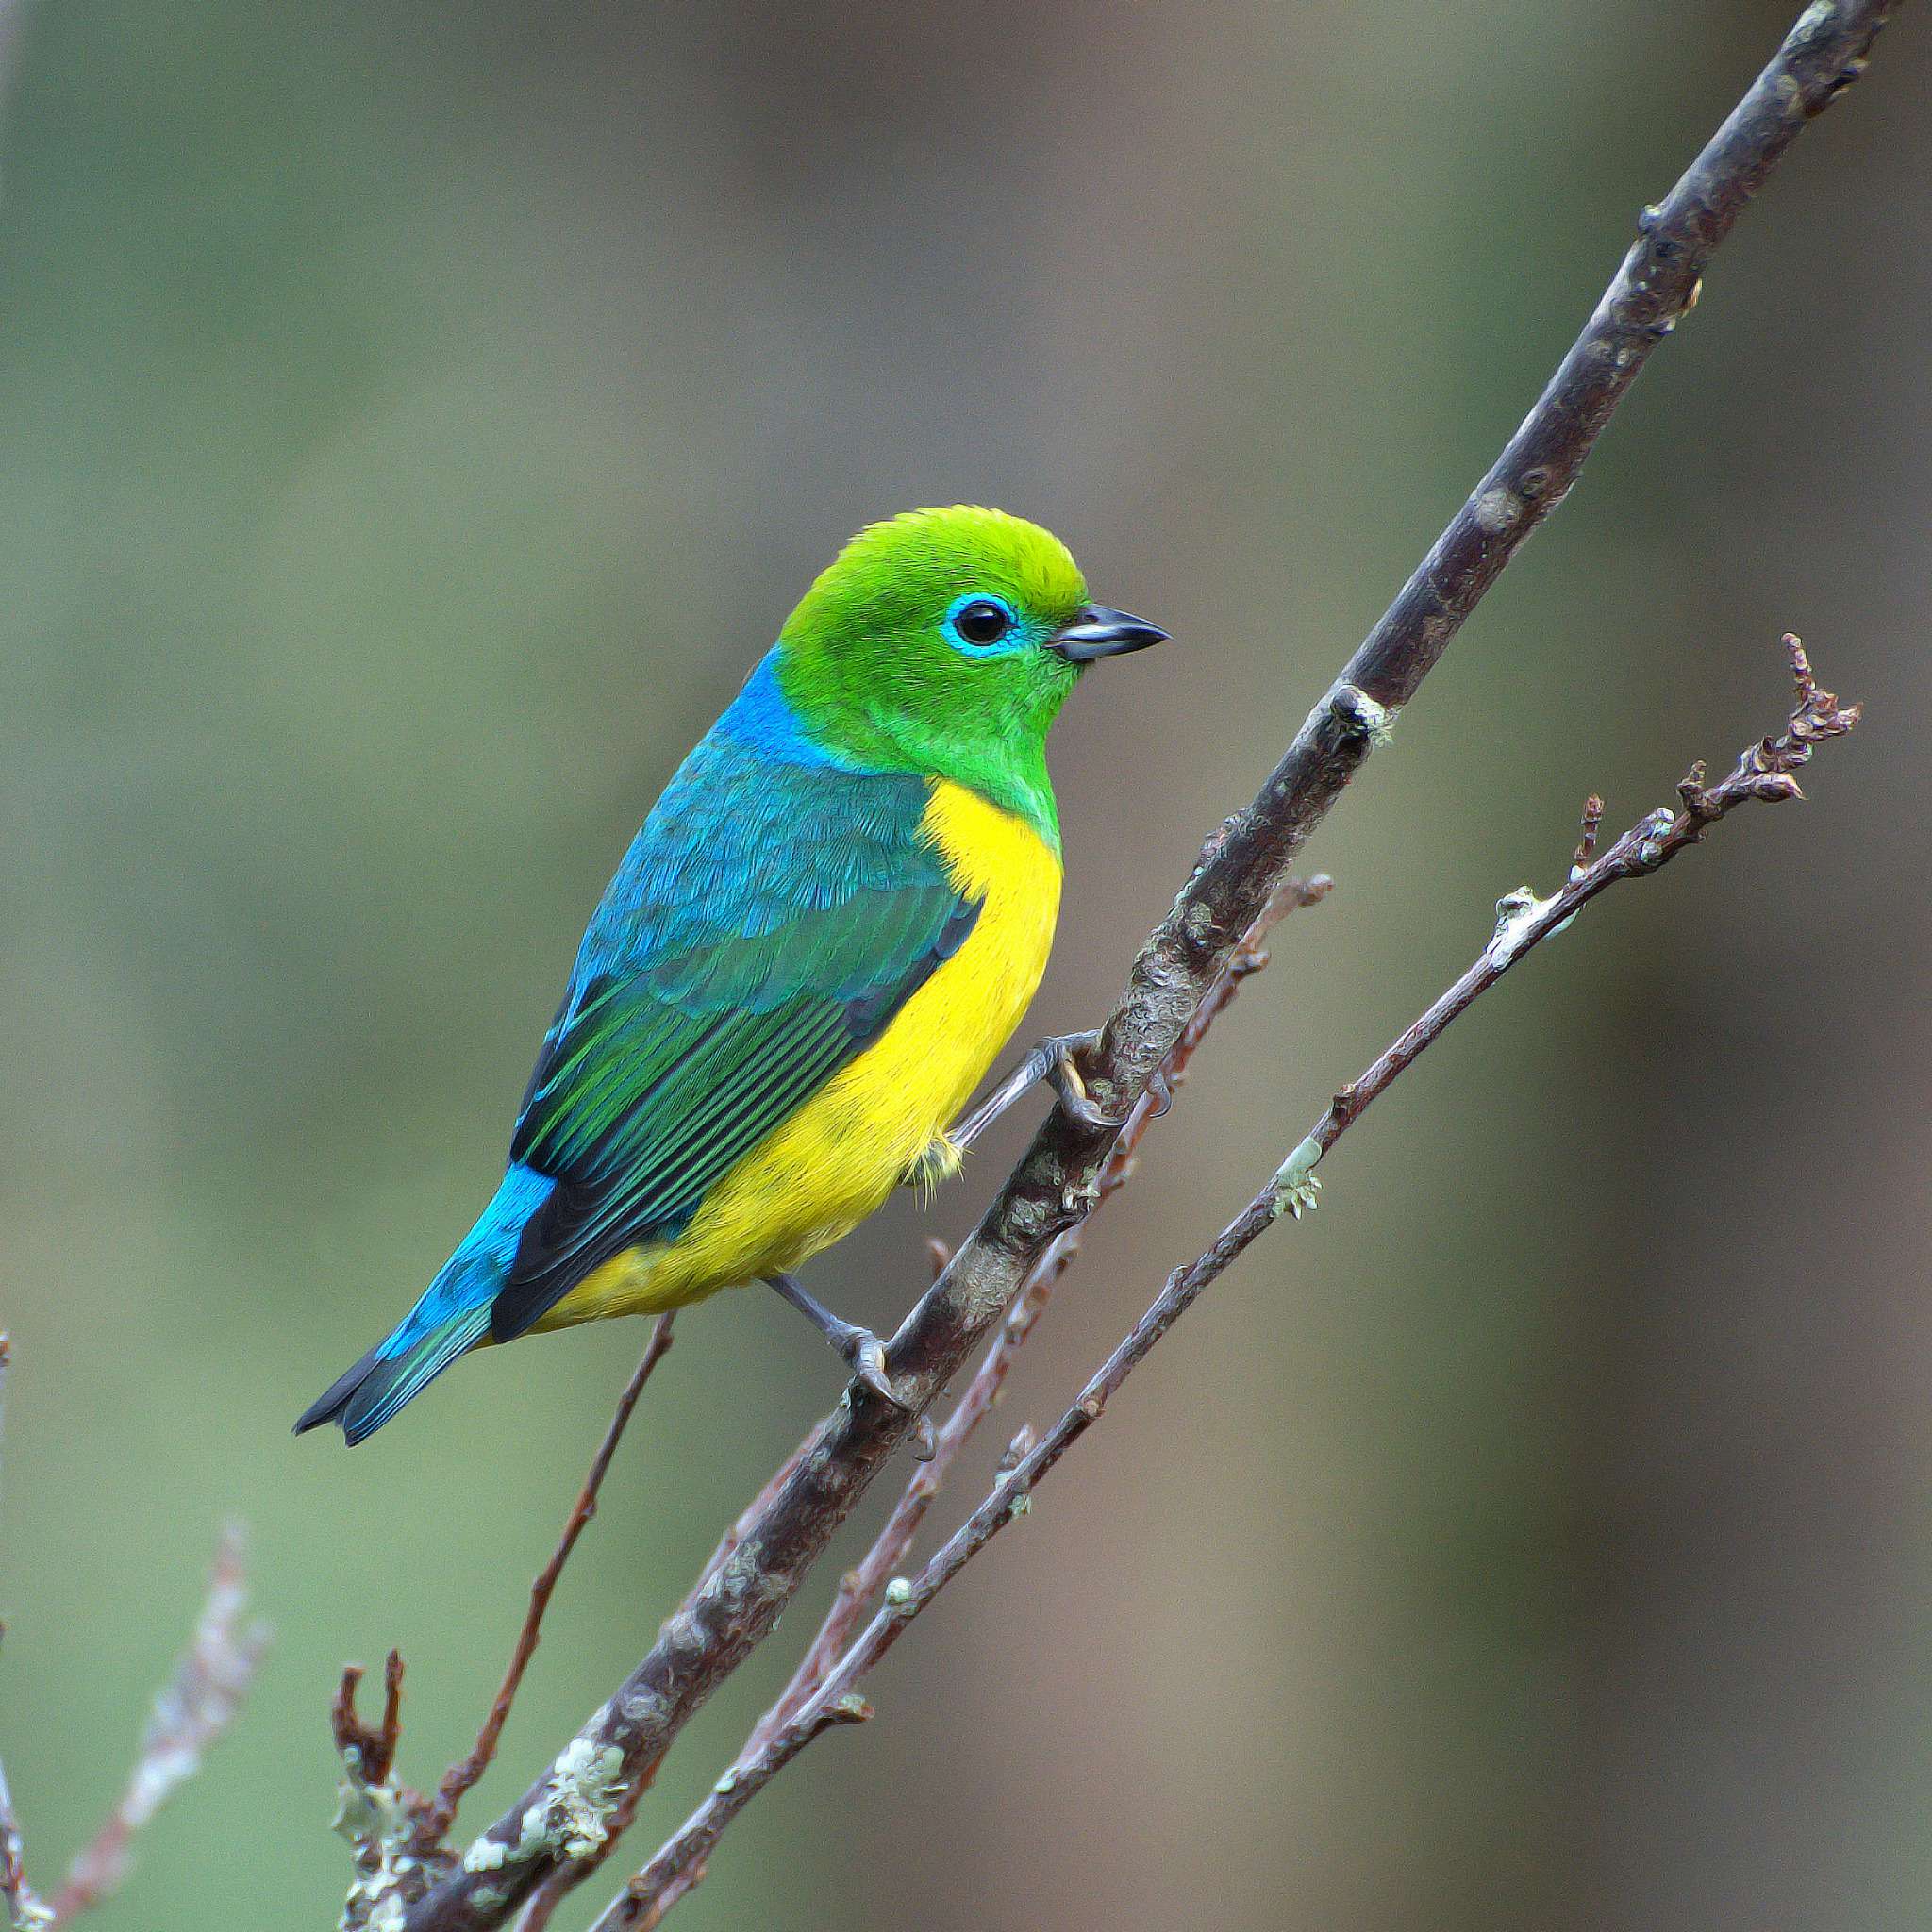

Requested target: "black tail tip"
[{"left": 293, "top": 1342, "right": 383, "bottom": 1440}]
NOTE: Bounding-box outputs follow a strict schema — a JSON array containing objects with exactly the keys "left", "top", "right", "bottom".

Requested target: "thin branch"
[
  {"left": 607, "top": 636, "right": 1858, "bottom": 1926},
  {"left": 396, "top": 9, "right": 1901, "bottom": 1925},
  {"left": 44, "top": 1525, "right": 271, "bottom": 1927},
  {"left": 0, "top": 1337, "right": 53, "bottom": 1932},
  {"left": 421, "top": 1316, "right": 675, "bottom": 1847},
  {"left": 0, "top": 1751, "right": 48, "bottom": 1932}
]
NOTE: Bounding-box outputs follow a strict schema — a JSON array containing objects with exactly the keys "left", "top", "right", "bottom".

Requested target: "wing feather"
[{"left": 488, "top": 736, "right": 975, "bottom": 1344}]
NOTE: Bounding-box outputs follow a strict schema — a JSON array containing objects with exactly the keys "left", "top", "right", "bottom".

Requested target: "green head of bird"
[{"left": 774, "top": 505, "right": 1164, "bottom": 846}]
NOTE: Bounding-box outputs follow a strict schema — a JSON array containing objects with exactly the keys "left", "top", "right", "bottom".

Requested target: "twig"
[
  {"left": 334, "top": 1650, "right": 407, "bottom": 1792},
  {"left": 0, "top": 1337, "right": 53, "bottom": 1932},
  {"left": 0, "top": 1750, "right": 48, "bottom": 1932},
  {"left": 396, "top": 9, "right": 1900, "bottom": 1924},
  {"left": 420, "top": 1316, "right": 675, "bottom": 1848},
  {"left": 0, "top": 1348, "right": 272, "bottom": 1930},
  {"left": 44, "top": 1525, "right": 271, "bottom": 1927},
  {"left": 606, "top": 636, "right": 1858, "bottom": 1926},
  {"left": 1283, "top": 634, "right": 1856, "bottom": 1173}
]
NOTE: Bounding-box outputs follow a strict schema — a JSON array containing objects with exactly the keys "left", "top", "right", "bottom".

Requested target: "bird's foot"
[
  {"left": 835, "top": 1324, "right": 906, "bottom": 1407},
  {"left": 827, "top": 1317, "right": 937, "bottom": 1459},
  {"left": 1037, "top": 1030, "right": 1132, "bottom": 1131},
  {"left": 764, "top": 1274, "right": 933, "bottom": 1457}
]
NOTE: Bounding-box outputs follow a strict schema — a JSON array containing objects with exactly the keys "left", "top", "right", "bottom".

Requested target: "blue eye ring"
[{"left": 943, "top": 592, "right": 1019, "bottom": 652}]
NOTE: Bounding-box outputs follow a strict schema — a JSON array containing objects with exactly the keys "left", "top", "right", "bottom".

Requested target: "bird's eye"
[{"left": 950, "top": 598, "right": 1013, "bottom": 648}]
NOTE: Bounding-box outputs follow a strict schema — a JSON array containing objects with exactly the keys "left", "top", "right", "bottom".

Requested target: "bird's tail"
[{"left": 294, "top": 1166, "right": 551, "bottom": 1445}]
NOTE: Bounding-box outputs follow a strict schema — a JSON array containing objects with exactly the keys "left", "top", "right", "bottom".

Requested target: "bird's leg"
[
  {"left": 765, "top": 1274, "right": 936, "bottom": 1459},
  {"left": 946, "top": 1052, "right": 1047, "bottom": 1153},
  {"left": 950, "top": 1028, "right": 1133, "bottom": 1152}
]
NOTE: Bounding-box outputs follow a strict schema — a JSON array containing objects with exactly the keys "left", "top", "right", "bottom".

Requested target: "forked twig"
[{"left": 752, "top": 871, "right": 1330, "bottom": 1745}]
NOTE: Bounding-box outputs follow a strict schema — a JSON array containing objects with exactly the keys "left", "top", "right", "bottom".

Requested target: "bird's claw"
[
  {"left": 950, "top": 1030, "right": 1136, "bottom": 1152},
  {"left": 1041, "top": 1031, "right": 1131, "bottom": 1131},
  {"left": 840, "top": 1328, "right": 903, "bottom": 1405},
  {"left": 836, "top": 1329, "right": 937, "bottom": 1458},
  {"left": 768, "top": 1275, "right": 930, "bottom": 1453}
]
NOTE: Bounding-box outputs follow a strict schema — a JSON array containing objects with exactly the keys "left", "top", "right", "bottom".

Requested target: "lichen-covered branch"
[
  {"left": 604, "top": 637, "right": 1857, "bottom": 1927},
  {"left": 384, "top": 8, "right": 1901, "bottom": 1926}
]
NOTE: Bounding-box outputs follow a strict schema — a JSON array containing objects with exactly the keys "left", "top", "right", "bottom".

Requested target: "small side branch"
[
  {"left": 604, "top": 637, "right": 1857, "bottom": 1926},
  {"left": 748, "top": 872, "right": 1328, "bottom": 1749},
  {"left": 0, "top": 1342, "right": 269, "bottom": 1932},
  {"left": 1278, "top": 635, "right": 1854, "bottom": 1185},
  {"left": 45, "top": 1525, "right": 271, "bottom": 1927}
]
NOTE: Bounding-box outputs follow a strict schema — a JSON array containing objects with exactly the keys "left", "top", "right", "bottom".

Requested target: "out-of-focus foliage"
[{"left": 2, "top": 4, "right": 1926, "bottom": 1928}]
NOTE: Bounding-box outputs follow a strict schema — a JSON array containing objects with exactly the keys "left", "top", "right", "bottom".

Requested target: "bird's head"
[{"left": 774, "top": 506, "right": 1164, "bottom": 845}]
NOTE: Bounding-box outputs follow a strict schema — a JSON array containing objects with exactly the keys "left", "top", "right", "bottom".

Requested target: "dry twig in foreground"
[
  {"left": 0, "top": 1347, "right": 270, "bottom": 1932},
  {"left": 423, "top": 1315, "right": 676, "bottom": 1847},
  {"left": 330, "top": 1320, "right": 677, "bottom": 1917},
  {"left": 43, "top": 1525, "right": 270, "bottom": 1927}
]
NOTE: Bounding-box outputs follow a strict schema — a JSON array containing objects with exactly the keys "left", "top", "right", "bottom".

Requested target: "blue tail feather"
[{"left": 294, "top": 1165, "right": 555, "bottom": 1444}]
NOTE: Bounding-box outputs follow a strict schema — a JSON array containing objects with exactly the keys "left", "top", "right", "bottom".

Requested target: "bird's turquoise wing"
[{"left": 489, "top": 732, "right": 974, "bottom": 1342}]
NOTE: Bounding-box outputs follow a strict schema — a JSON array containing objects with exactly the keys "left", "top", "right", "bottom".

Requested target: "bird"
[{"left": 295, "top": 505, "right": 1164, "bottom": 1445}]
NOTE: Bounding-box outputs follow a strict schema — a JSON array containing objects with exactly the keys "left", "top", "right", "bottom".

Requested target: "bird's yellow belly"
[{"left": 533, "top": 779, "right": 1061, "bottom": 1329}]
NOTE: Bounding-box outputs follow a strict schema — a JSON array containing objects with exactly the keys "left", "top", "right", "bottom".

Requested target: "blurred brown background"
[{"left": 2, "top": 2, "right": 1927, "bottom": 1927}]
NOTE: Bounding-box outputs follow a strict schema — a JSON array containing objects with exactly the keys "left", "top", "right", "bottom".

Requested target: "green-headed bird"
[{"left": 296, "top": 506, "right": 1163, "bottom": 1444}]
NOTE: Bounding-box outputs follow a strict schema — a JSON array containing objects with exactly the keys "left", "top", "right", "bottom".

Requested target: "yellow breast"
[{"left": 535, "top": 778, "right": 1061, "bottom": 1327}]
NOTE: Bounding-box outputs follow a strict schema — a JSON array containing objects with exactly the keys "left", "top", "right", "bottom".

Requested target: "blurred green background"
[{"left": 3, "top": 2, "right": 1927, "bottom": 1927}]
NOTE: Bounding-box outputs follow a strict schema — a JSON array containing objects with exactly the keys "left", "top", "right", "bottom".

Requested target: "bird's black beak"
[{"left": 1048, "top": 604, "right": 1168, "bottom": 663}]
